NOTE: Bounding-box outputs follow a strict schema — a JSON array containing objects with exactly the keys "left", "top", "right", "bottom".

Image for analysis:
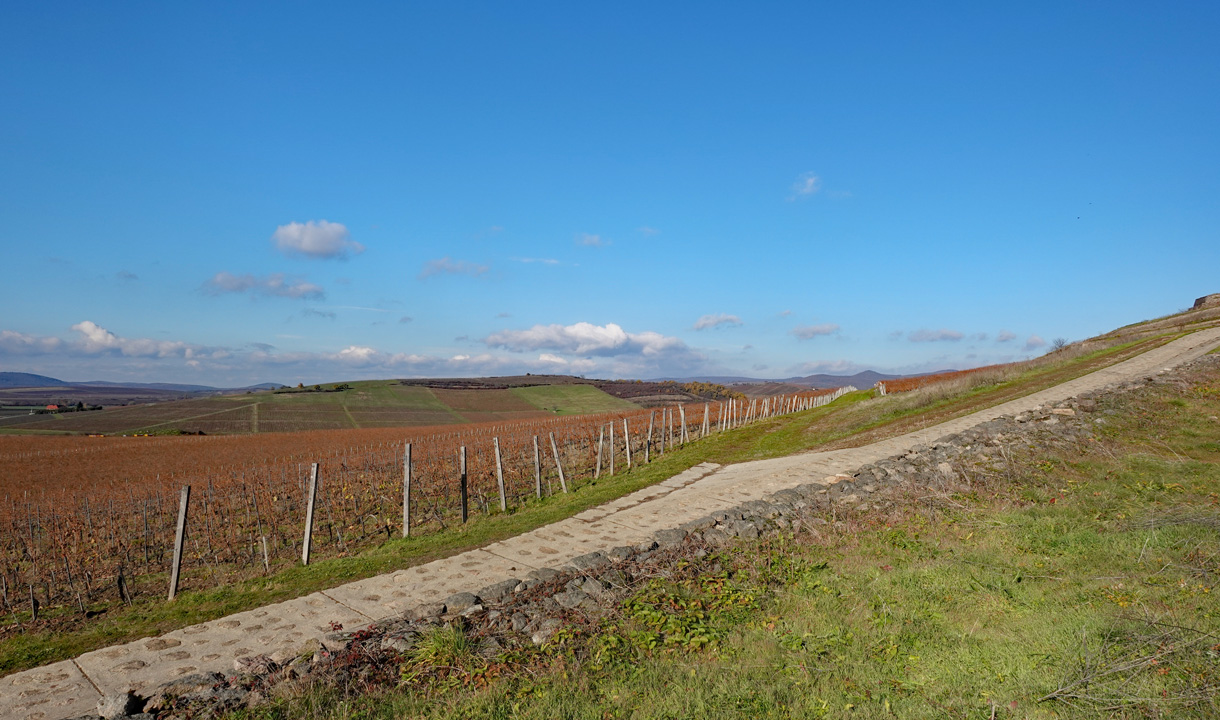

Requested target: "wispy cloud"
[
  {"left": 788, "top": 172, "right": 821, "bottom": 200},
  {"left": 778, "top": 310, "right": 793, "bottom": 317},
  {"left": 272, "top": 220, "right": 364, "bottom": 260},
  {"left": 398, "top": 316, "right": 413, "bottom": 324},
  {"left": 202, "top": 272, "right": 325, "bottom": 300},
  {"left": 908, "top": 328, "right": 964, "bottom": 342},
  {"left": 996, "top": 330, "right": 1017, "bottom": 343},
  {"left": 637, "top": 226, "right": 659, "bottom": 236},
  {"left": 577, "top": 233, "right": 608, "bottom": 247},
  {"left": 791, "top": 323, "right": 840, "bottom": 340},
  {"left": 1023, "top": 334, "right": 1047, "bottom": 351},
  {"left": 693, "top": 313, "right": 743, "bottom": 331},
  {"left": 116, "top": 270, "right": 139, "bottom": 282},
  {"left": 418, "top": 257, "right": 489, "bottom": 279},
  {"left": 301, "top": 308, "right": 336, "bottom": 320},
  {"left": 513, "top": 257, "right": 560, "bottom": 265}
]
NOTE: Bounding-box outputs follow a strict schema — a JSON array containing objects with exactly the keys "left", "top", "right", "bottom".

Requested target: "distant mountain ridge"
[{"left": 0, "top": 372, "right": 279, "bottom": 393}]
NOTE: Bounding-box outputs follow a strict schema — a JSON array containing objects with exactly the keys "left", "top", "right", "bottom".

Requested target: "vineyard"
[
  {"left": 0, "top": 387, "right": 852, "bottom": 634},
  {"left": 876, "top": 363, "right": 1014, "bottom": 394}
]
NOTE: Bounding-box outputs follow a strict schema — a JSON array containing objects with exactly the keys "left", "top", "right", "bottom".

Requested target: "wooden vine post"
[
  {"left": 167, "top": 485, "right": 190, "bottom": 601},
  {"left": 301, "top": 463, "right": 319, "bottom": 566}
]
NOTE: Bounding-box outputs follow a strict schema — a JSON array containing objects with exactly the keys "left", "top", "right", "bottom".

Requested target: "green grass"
[
  {"left": 512, "top": 385, "right": 640, "bottom": 415},
  {"left": 234, "top": 350, "right": 1220, "bottom": 719}
]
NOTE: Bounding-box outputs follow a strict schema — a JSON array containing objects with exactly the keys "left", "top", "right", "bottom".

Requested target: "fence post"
[
  {"left": 703, "top": 403, "right": 709, "bottom": 437},
  {"left": 533, "top": 435, "right": 542, "bottom": 498},
  {"left": 260, "top": 535, "right": 269, "bottom": 573},
  {"left": 623, "top": 418, "right": 631, "bottom": 469},
  {"left": 301, "top": 463, "right": 319, "bottom": 566},
  {"left": 679, "top": 405, "right": 687, "bottom": 443},
  {"left": 609, "top": 422, "right": 615, "bottom": 476},
  {"left": 460, "top": 446, "right": 468, "bottom": 523},
  {"left": 646, "top": 411, "right": 654, "bottom": 462},
  {"left": 402, "top": 443, "right": 412, "bottom": 538},
  {"left": 549, "top": 432, "right": 568, "bottom": 493},
  {"left": 595, "top": 427, "right": 604, "bottom": 479},
  {"left": 167, "top": 485, "right": 190, "bottom": 601},
  {"left": 494, "top": 437, "right": 507, "bottom": 512}
]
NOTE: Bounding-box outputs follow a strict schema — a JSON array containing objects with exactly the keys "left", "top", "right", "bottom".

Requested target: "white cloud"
[
  {"left": 485, "top": 322, "right": 689, "bottom": 357},
  {"left": 577, "top": 233, "right": 607, "bottom": 247},
  {"left": 909, "top": 328, "right": 964, "bottom": 342},
  {"left": 398, "top": 316, "right": 414, "bottom": 324},
  {"left": 789, "top": 359, "right": 871, "bottom": 376},
  {"left": 637, "top": 226, "right": 659, "bottom": 236},
  {"left": 418, "top": 257, "right": 489, "bottom": 279},
  {"left": 1023, "top": 334, "right": 1047, "bottom": 351},
  {"left": 0, "top": 330, "right": 64, "bottom": 354},
  {"left": 996, "top": 330, "right": 1017, "bottom": 343},
  {"left": 301, "top": 308, "right": 336, "bottom": 320},
  {"left": 68, "top": 321, "right": 213, "bottom": 358},
  {"left": 791, "top": 323, "right": 840, "bottom": 340},
  {"left": 513, "top": 257, "right": 560, "bottom": 265},
  {"left": 788, "top": 172, "right": 821, "bottom": 200},
  {"left": 778, "top": 310, "right": 793, "bottom": 317},
  {"left": 203, "top": 272, "right": 325, "bottom": 300},
  {"left": 272, "top": 220, "right": 363, "bottom": 259},
  {"left": 693, "top": 313, "right": 743, "bottom": 331}
]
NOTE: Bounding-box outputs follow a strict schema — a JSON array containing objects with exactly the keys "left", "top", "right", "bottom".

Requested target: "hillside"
[{"left": 0, "top": 378, "right": 643, "bottom": 435}]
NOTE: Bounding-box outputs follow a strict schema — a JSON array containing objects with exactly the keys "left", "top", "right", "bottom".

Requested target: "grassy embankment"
[
  {"left": 235, "top": 341, "right": 1220, "bottom": 718},
  {"left": 0, "top": 329, "right": 1204, "bottom": 677}
]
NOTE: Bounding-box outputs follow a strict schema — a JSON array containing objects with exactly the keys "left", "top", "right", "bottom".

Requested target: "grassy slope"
[
  {"left": 236, "top": 343, "right": 1220, "bottom": 719},
  {"left": 511, "top": 385, "right": 640, "bottom": 415}
]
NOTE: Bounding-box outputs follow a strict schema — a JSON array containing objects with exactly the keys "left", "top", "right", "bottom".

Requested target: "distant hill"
[
  {"left": 0, "top": 373, "right": 281, "bottom": 394},
  {"left": 0, "top": 372, "right": 69, "bottom": 388},
  {"left": 659, "top": 370, "right": 912, "bottom": 390}
]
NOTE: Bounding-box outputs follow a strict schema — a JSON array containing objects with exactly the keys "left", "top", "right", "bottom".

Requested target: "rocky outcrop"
[{"left": 1193, "top": 293, "right": 1220, "bottom": 311}]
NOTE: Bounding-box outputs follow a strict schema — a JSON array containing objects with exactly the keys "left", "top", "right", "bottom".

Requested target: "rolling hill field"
[{"left": 0, "top": 379, "right": 642, "bottom": 435}]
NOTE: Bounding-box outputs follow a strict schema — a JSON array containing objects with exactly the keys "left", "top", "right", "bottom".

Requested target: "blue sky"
[{"left": 2, "top": 2, "right": 1218, "bottom": 386}]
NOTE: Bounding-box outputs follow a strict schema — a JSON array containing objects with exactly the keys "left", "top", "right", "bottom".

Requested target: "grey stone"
[
  {"left": 98, "top": 692, "right": 142, "bottom": 719},
  {"left": 410, "top": 602, "right": 446, "bottom": 619},
  {"left": 634, "top": 540, "right": 660, "bottom": 552},
  {"left": 476, "top": 578, "right": 521, "bottom": 604},
  {"left": 569, "top": 551, "right": 610, "bottom": 572},
  {"left": 510, "top": 612, "right": 530, "bottom": 632},
  {"left": 654, "top": 528, "right": 687, "bottom": 548},
  {"left": 527, "top": 568, "right": 562, "bottom": 582},
  {"left": 380, "top": 633, "right": 418, "bottom": 654},
  {"left": 607, "top": 545, "right": 635, "bottom": 561},
  {"left": 552, "top": 589, "right": 591, "bottom": 610},
  {"left": 442, "top": 592, "right": 480, "bottom": 614},
  {"left": 680, "top": 515, "right": 717, "bottom": 532},
  {"left": 531, "top": 618, "right": 563, "bottom": 645},
  {"left": 737, "top": 522, "right": 760, "bottom": 540}
]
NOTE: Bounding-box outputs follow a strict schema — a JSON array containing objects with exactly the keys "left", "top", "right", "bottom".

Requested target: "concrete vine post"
[
  {"left": 167, "top": 485, "right": 190, "bottom": 601},
  {"left": 533, "top": 435, "right": 542, "bottom": 498},
  {"left": 494, "top": 437, "right": 507, "bottom": 512},
  {"left": 402, "top": 443, "right": 412, "bottom": 538},
  {"left": 459, "top": 446, "right": 468, "bottom": 523},
  {"left": 679, "top": 405, "right": 687, "bottom": 444},
  {"left": 623, "top": 418, "right": 631, "bottom": 469},
  {"left": 646, "top": 411, "right": 654, "bottom": 463},
  {"left": 609, "top": 422, "right": 615, "bottom": 476},
  {"left": 595, "top": 427, "right": 604, "bottom": 478},
  {"left": 301, "top": 464, "right": 319, "bottom": 566},
  {"left": 549, "top": 432, "right": 568, "bottom": 493}
]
